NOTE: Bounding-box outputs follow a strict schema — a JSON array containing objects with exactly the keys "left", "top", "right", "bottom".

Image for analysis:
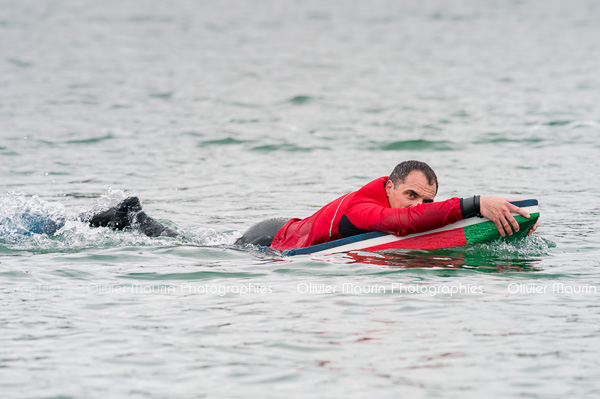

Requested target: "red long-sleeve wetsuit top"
[{"left": 271, "top": 176, "right": 464, "bottom": 251}]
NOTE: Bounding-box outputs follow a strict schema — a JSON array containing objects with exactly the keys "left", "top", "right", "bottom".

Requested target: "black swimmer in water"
[
  {"left": 1, "top": 195, "right": 281, "bottom": 245},
  {"left": 89, "top": 196, "right": 284, "bottom": 245},
  {"left": 87, "top": 197, "right": 178, "bottom": 238},
  {"left": 87, "top": 197, "right": 280, "bottom": 245}
]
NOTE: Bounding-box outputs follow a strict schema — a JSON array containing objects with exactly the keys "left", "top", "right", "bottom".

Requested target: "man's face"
[{"left": 385, "top": 170, "right": 437, "bottom": 208}]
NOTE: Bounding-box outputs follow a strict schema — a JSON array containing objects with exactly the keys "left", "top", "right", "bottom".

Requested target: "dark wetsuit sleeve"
[
  {"left": 460, "top": 195, "right": 481, "bottom": 219},
  {"left": 344, "top": 197, "right": 463, "bottom": 237},
  {"left": 339, "top": 214, "right": 367, "bottom": 237}
]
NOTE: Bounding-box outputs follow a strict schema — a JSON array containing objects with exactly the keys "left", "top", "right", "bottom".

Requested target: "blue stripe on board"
[
  {"left": 284, "top": 231, "right": 387, "bottom": 256},
  {"left": 509, "top": 199, "right": 538, "bottom": 208}
]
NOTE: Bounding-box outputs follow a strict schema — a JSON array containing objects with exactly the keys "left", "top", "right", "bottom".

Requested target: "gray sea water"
[{"left": 1, "top": 0, "right": 600, "bottom": 397}]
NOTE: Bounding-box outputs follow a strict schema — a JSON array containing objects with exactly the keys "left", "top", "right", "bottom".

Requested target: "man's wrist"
[
  {"left": 475, "top": 195, "right": 482, "bottom": 217},
  {"left": 460, "top": 195, "right": 482, "bottom": 218}
]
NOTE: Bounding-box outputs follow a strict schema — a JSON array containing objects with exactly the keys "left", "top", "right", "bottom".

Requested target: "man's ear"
[{"left": 385, "top": 179, "right": 394, "bottom": 196}]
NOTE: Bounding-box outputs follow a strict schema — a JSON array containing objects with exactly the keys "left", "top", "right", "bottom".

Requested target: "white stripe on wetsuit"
[{"left": 330, "top": 193, "right": 350, "bottom": 237}]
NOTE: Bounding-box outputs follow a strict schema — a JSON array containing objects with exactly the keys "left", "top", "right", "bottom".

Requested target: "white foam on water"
[
  {"left": 0, "top": 192, "right": 66, "bottom": 239},
  {"left": 0, "top": 191, "right": 241, "bottom": 252},
  {"left": 466, "top": 234, "right": 556, "bottom": 258}
]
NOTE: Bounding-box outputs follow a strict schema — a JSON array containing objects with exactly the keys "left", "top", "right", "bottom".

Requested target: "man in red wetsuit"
[{"left": 236, "top": 160, "right": 537, "bottom": 251}]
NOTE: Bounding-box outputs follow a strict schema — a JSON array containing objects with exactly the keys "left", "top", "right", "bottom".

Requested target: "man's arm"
[
  {"left": 344, "top": 198, "right": 463, "bottom": 237},
  {"left": 344, "top": 196, "right": 534, "bottom": 238}
]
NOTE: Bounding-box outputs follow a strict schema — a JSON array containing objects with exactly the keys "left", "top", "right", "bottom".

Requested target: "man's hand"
[
  {"left": 480, "top": 197, "right": 531, "bottom": 237},
  {"left": 527, "top": 220, "right": 539, "bottom": 236}
]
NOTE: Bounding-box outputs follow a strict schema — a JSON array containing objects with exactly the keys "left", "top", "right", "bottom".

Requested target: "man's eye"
[{"left": 407, "top": 192, "right": 414, "bottom": 199}]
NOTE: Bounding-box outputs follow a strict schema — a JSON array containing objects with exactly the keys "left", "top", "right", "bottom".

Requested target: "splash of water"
[
  {"left": 466, "top": 234, "right": 556, "bottom": 258},
  {"left": 0, "top": 191, "right": 239, "bottom": 252},
  {"left": 0, "top": 192, "right": 66, "bottom": 238}
]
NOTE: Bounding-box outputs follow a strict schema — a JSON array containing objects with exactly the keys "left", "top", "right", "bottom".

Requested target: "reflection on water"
[{"left": 341, "top": 242, "right": 545, "bottom": 272}]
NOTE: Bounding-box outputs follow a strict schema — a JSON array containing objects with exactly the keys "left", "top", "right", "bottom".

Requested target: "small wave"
[
  {"left": 286, "top": 95, "right": 316, "bottom": 105},
  {"left": 0, "top": 146, "right": 19, "bottom": 156},
  {"left": 374, "top": 139, "right": 455, "bottom": 151},
  {"left": 478, "top": 136, "right": 544, "bottom": 144},
  {"left": 66, "top": 134, "right": 114, "bottom": 145},
  {"left": 250, "top": 143, "right": 313, "bottom": 152},
  {"left": 181, "top": 131, "right": 205, "bottom": 137},
  {"left": 228, "top": 118, "right": 262, "bottom": 124},
  {"left": 546, "top": 120, "right": 571, "bottom": 126},
  {"left": 199, "top": 137, "right": 248, "bottom": 146},
  {"left": 7, "top": 58, "right": 32, "bottom": 68},
  {"left": 149, "top": 92, "right": 173, "bottom": 100}
]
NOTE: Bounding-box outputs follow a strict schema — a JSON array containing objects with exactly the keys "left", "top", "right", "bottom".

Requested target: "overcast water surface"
[{"left": 1, "top": 0, "right": 600, "bottom": 397}]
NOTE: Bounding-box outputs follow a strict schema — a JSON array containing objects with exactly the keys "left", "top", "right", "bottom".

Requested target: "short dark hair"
[{"left": 388, "top": 160, "right": 438, "bottom": 194}]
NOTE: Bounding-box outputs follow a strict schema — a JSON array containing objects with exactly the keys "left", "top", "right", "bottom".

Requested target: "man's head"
[{"left": 386, "top": 160, "right": 438, "bottom": 208}]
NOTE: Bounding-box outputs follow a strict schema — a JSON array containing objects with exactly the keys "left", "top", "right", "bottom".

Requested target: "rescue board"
[{"left": 283, "top": 199, "right": 539, "bottom": 256}]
